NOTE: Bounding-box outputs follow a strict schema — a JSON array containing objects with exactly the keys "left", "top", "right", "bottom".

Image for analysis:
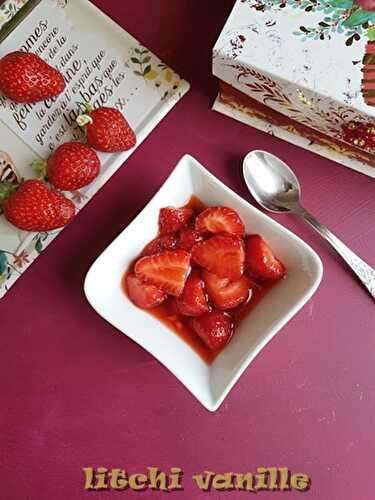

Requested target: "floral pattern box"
[
  {"left": 0, "top": 0, "right": 189, "bottom": 297},
  {"left": 212, "top": 0, "right": 375, "bottom": 178}
]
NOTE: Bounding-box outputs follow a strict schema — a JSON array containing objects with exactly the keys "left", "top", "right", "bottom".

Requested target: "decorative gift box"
[{"left": 213, "top": 0, "right": 375, "bottom": 178}]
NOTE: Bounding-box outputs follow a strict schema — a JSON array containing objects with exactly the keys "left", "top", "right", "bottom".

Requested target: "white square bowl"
[{"left": 84, "top": 154, "right": 323, "bottom": 411}]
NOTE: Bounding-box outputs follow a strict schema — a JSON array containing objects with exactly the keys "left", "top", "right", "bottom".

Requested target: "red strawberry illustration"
[
  {"left": 77, "top": 105, "right": 136, "bottom": 152},
  {"left": 0, "top": 51, "right": 65, "bottom": 103},
  {"left": 1, "top": 179, "right": 75, "bottom": 231},
  {"left": 341, "top": 120, "right": 375, "bottom": 149},
  {"left": 357, "top": 0, "right": 375, "bottom": 11},
  {"left": 33, "top": 142, "right": 100, "bottom": 191}
]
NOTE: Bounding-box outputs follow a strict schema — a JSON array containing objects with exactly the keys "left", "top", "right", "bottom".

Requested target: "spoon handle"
[{"left": 297, "top": 207, "right": 375, "bottom": 300}]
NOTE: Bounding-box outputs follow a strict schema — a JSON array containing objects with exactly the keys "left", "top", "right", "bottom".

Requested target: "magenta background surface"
[{"left": 1, "top": 1, "right": 375, "bottom": 499}]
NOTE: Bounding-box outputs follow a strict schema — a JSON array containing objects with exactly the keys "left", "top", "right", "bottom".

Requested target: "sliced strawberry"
[
  {"left": 178, "top": 227, "right": 204, "bottom": 251},
  {"left": 246, "top": 234, "right": 286, "bottom": 280},
  {"left": 126, "top": 273, "right": 167, "bottom": 309},
  {"left": 134, "top": 250, "right": 191, "bottom": 296},
  {"left": 176, "top": 270, "right": 210, "bottom": 317},
  {"left": 190, "top": 311, "right": 234, "bottom": 351},
  {"left": 203, "top": 270, "right": 253, "bottom": 310},
  {"left": 195, "top": 206, "right": 245, "bottom": 236},
  {"left": 158, "top": 207, "right": 194, "bottom": 235},
  {"left": 191, "top": 234, "right": 245, "bottom": 281},
  {"left": 141, "top": 234, "right": 178, "bottom": 256}
]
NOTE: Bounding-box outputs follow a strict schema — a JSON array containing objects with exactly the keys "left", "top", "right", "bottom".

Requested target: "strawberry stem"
[
  {"left": 0, "top": 181, "right": 19, "bottom": 213},
  {"left": 31, "top": 159, "right": 48, "bottom": 181},
  {"left": 76, "top": 113, "right": 93, "bottom": 128},
  {"left": 76, "top": 102, "right": 94, "bottom": 136},
  {"left": 77, "top": 101, "right": 93, "bottom": 116},
  {"left": 83, "top": 102, "right": 93, "bottom": 115}
]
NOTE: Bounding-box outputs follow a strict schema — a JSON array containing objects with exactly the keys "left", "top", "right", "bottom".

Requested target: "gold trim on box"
[
  {"left": 362, "top": 89, "right": 375, "bottom": 97},
  {"left": 363, "top": 53, "right": 375, "bottom": 65}
]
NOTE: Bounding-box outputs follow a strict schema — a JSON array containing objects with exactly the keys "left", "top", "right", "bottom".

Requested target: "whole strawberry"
[
  {"left": 33, "top": 142, "right": 100, "bottom": 191},
  {"left": 77, "top": 105, "right": 136, "bottom": 152},
  {"left": 0, "top": 51, "right": 65, "bottom": 103},
  {"left": 2, "top": 179, "right": 75, "bottom": 231}
]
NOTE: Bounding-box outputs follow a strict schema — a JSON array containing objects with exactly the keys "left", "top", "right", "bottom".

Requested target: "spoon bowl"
[
  {"left": 243, "top": 150, "right": 301, "bottom": 213},
  {"left": 242, "top": 150, "right": 375, "bottom": 300}
]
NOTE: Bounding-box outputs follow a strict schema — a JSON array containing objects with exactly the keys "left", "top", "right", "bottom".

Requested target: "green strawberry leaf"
[
  {"left": 0, "top": 181, "right": 18, "bottom": 204},
  {"left": 343, "top": 9, "right": 375, "bottom": 28},
  {"left": 35, "top": 238, "right": 43, "bottom": 253},
  {"left": 0, "top": 251, "right": 7, "bottom": 274},
  {"left": 31, "top": 160, "right": 48, "bottom": 180},
  {"left": 330, "top": 0, "right": 353, "bottom": 7}
]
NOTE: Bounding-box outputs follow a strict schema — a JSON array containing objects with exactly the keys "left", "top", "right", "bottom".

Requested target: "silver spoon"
[{"left": 243, "top": 150, "right": 375, "bottom": 300}]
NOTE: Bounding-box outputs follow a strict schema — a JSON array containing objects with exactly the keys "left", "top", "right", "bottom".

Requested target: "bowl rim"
[{"left": 84, "top": 153, "right": 323, "bottom": 412}]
